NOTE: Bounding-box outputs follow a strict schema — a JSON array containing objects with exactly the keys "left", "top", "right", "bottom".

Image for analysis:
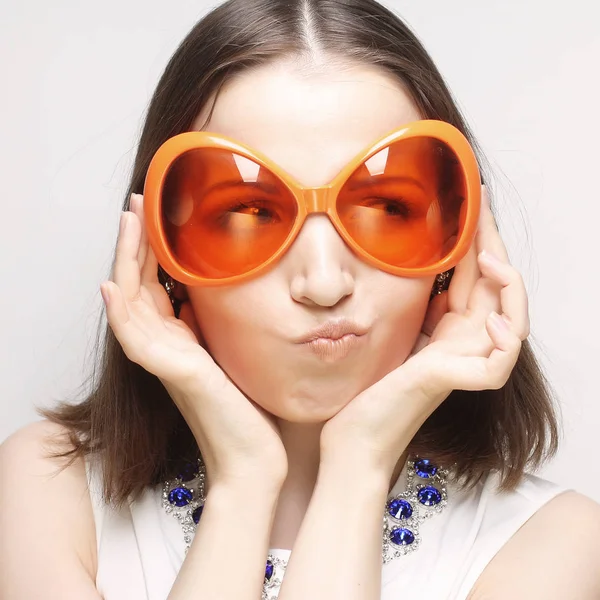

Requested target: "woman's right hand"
[{"left": 100, "top": 193, "right": 287, "bottom": 491}]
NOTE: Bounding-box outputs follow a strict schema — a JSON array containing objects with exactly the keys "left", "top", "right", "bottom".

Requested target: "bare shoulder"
[
  {"left": 0, "top": 420, "right": 99, "bottom": 597},
  {"left": 468, "top": 489, "right": 600, "bottom": 599}
]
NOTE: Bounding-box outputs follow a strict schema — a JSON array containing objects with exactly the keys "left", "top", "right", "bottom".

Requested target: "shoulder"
[
  {"left": 469, "top": 489, "right": 600, "bottom": 599},
  {"left": 0, "top": 420, "right": 98, "bottom": 581}
]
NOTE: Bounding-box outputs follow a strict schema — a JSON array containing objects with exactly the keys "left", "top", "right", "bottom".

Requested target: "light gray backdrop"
[{"left": 1, "top": 0, "right": 598, "bottom": 500}]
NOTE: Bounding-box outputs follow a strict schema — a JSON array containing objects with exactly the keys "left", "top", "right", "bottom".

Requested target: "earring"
[
  {"left": 430, "top": 270, "right": 452, "bottom": 298},
  {"left": 164, "top": 277, "right": 175, "bottom": 298},
  {"left": 163, "top": 276, "right": 183, "bottom": 318}
]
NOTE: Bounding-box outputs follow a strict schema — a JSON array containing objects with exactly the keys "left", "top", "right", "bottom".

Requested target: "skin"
[
  {"left": 58, "top": 54, "right": 597, "bottom": 600},
  {"left": 171, "top": 59, "right": 438, "bottom": 548}
]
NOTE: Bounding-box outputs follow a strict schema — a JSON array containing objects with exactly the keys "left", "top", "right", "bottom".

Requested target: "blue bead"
[
  {"left": 387, "top": 498, "right": 413, "bottom": 520},
  {"left": 265, "top": 559, "right": 274, "bottom": 581},
  {"left": 414, "top": 458, "right": 438, "bottom": 478},
  {"left": 389, "top": 527, "right": 415, "bottom": 546},
  {"left": 192, "top": 505, "right": 203, "bottom": 524},
  {"left": 178, "top": 462, "right": 197, "bottom": 482},
  {"left": 168, "top": 486, "right": 193, "bottom": 507},
  {"left": 418, "top": 485, "right": 442, "bottom": 506}
]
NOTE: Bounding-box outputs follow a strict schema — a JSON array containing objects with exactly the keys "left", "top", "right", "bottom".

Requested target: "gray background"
[{"left": 1, "top": 0, "right": 598, "bottom": 500}]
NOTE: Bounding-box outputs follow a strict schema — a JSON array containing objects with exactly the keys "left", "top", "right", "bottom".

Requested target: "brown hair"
[{"left": 38, "top": 0, "right": 560, "bottom": 508}]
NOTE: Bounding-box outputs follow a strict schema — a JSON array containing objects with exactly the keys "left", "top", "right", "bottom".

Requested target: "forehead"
[{"left": 191, "top": 61, "right": 422, "bottom": 187}]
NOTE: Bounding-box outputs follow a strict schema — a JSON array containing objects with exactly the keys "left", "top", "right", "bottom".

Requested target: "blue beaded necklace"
[{"left": 162, "top": 455, "right": 448, "bottom": 599}]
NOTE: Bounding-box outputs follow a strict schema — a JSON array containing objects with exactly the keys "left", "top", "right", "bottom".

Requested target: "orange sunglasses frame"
[{"left": 143, "top": 119, "right": 481, "bottom": 287}]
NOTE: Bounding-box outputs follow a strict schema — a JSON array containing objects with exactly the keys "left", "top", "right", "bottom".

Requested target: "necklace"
[{"left": 162, "top": 454, "right": 448, "bottom": 599}]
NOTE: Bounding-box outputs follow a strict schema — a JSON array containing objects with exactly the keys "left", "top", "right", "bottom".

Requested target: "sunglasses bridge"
[{"left": 301, "top": 188, "right": 332, "bottom": 214}]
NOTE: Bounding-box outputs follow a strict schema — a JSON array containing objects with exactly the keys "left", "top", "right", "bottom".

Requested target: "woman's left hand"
[{"left": 320, "top": 186, "right": 531, "bottom": 477}]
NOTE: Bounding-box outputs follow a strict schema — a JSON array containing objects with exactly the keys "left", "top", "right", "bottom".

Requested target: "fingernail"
[
  {"left": 100, "top": 284, "right": 110, "bottom": 306},
  {"left": 120, "top": 211, "right": 128, "bottom": 235}
]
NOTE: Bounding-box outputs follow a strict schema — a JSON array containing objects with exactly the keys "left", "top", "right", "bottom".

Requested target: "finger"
[
  {"left": 139, "top": 241, "right": 175, "bottom": 319},
  {"left": 447, "top": 227, "right": 482, "bottom": 315},
  {"left": 101, "top": 281, "right": 185, "bottom": 378},
  {"left": 140, "top": 234, "right": 159, "bottom": 284},
  {"left": 146, "top": 278, "right": 176, "bottom": 319},
  {"left": 101, "top": 280, "right": 133, "bottom": 331},
  {"left": 112, "top": 211, "right": 142, "bottom": 302},
  {"left": 115, "top": 200, "right": 171, "bottom": 318},
  {"left": 178, "top": 300, "right": 207, "bottom": 348},
  {"left": 432, "top": 315, "right": 496, "bottom": 357},
  {"left": 129, "top": 194, "right": 174, "bottom": 318},
  {"left": 434, "top": 313, "right": 522, "bottom": 391},
  {"left": 421, "top": 291, "right": 448, "bottom": 337},
  {"left": 475, "top": 186, "right": 509, "bottom": 263},
  {"left": 101, "top": 281, "right": 154, "bottom": 363},
  {"left": 464, "top": 186, "right": 506, "bottom": 320},
  {"left": 447, "top": 186, "right": 495, "bottom": 314},
  {"left": 133, "top": 191, "right": 160, "bottom": 287},
  {"left": 478, "top": 252, "right": 530, "bottom": 340},
  {"left": 129, "top": 193, "right": 148, "bottom": 269},
  {"left": 108, "top": 206, "right": 169, "bottom": 323}
]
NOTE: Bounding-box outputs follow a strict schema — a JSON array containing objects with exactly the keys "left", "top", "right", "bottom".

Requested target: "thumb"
[
  {"left": 408, "top": 292, "right": 449, "bottom": 357},
  {"left": 178, "top": 300, "right": 208, "bottom": 350},
  {"left": 422, "top": 292, "right": 449, "bottom": 337}
]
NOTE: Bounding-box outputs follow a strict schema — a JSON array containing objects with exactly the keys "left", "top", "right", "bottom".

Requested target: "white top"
[{"left": 84, "top": 454, "right": 569, "bottom": 600}]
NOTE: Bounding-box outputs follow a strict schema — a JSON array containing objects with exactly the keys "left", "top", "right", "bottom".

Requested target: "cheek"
[
  {"left": 389, "top": 295, "right": 430, "bottom": 338},
  {"left": 185, "top": 279, "right": 434, "bottom": 422},
  {"left": 195, "top": 310, "right": 247, "bottom": 359},
  {"left": 194, "top": 314, "right": 286, "bottom": 416},
  {"left": 186, "top": 292, "right": 242, "bottom": 354},
  {"left": 369, "top": 285, "right": 432, "bottom": 372},
  {"left": 187, "top": 291, "right": 276, "bottom": 384}
]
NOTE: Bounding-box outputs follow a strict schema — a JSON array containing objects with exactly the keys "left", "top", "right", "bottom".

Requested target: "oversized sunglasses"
[{"left": 143, "top": 119, "right": 481, "bottom": 286}]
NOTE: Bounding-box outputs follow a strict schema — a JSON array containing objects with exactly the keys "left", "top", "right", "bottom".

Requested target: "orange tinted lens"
[
  {"left": 161, "top": 148, "right": 298, "bottom": 279},
  {"left": 337, "top": 136, "right": 467, "bottom": 268}
]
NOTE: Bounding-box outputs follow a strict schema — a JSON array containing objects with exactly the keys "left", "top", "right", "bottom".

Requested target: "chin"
[
  {"left": 274, "top": 411, "right": 337, "bottom": 425},
  {"left": 262, "top": 394, "right": 351, "bottom": 424}
]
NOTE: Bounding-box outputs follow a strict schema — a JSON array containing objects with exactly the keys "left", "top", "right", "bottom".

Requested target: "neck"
[{"left": 269, "top": 418, "right": 409, "bottom": 550}]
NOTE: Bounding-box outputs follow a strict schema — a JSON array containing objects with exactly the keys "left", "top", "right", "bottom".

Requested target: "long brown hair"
[{"left": 38, "top": 0, "right": 560, "bottom": 508}]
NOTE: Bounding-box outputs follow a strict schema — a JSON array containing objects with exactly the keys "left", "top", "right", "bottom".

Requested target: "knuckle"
[
  {"left": 490, "top": 372, "right": 508, "bottom": 390},
  {"left": 511, "top": 334, "right": 523, "bottom": 353},
  {"left": 507, "top": 265, "right": 525, "bottom": 287},
  {"left": 120, "top": 345, "right": 138, "bottom": 364},
  {"left": 486, "top": 356, "right": 519, "bottom": 390}
]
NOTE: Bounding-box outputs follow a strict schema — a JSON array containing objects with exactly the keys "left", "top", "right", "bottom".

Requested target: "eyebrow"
[
  {"left": 206, "top": 180, "right": 281, "bottom": 194},
  {"left": 346, "top": 175, "right": 426, "bottom": 192},
  {"left": 205, "top": 174, "right": 427, "bottom": 194}
]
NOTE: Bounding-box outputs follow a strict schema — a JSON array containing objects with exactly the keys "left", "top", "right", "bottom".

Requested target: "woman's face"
[{"left": 181, "top": 59, "right": 436, "bottom": 423}]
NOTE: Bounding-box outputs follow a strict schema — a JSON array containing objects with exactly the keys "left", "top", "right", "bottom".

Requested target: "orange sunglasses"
[{"left": 143, "top": 119, "right": 481, "bottom": 287}]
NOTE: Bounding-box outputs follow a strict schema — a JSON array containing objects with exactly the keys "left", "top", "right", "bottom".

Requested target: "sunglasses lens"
[
  {"left": 158, "top": 134, "right": 470, "bottom": 281},
  {"left": 161, "top": 148, "right": 297, "bottom": 279},
  {"left": 337, "top": 136, "right": 467, "bottom": 269}
]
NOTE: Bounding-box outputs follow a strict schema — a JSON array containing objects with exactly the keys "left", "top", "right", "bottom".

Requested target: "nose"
[{"left": 288, "top": 215, "right": 355, "bottom": 307}]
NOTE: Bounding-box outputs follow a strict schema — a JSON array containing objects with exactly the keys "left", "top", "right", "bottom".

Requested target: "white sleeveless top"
[{"left": 84, "top": 455, "right": 569, "bottom": 599}]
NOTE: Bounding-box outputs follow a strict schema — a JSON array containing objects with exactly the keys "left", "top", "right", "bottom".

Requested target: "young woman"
[{"left": 2, "top": 1, "right": 599, "bottom": 599}]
